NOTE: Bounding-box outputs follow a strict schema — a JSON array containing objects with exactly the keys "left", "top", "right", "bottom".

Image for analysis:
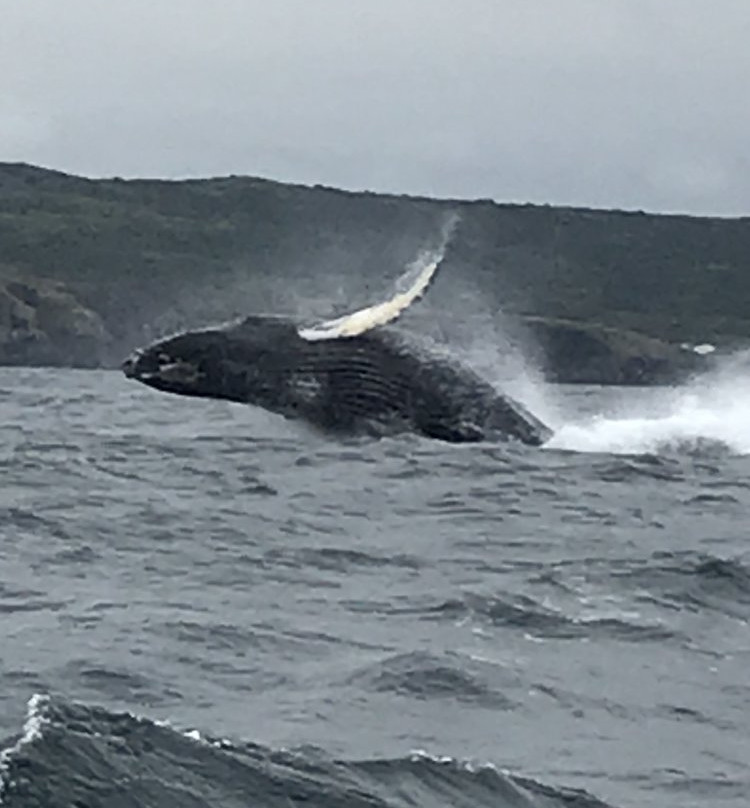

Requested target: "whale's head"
[
  {"left": 122, "top": 316, "right": 300, "bottom": 404},
  {"left": 122, "top": 330, "right": 219, "bottom": 399}
]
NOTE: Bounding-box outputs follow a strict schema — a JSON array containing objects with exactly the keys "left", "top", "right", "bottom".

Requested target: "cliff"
[
  {"left": 0, "top": 161, "right": 747, "bottom": 383},
  {"left": 0, "top": 272, "right": 110, "bottom": 368}
]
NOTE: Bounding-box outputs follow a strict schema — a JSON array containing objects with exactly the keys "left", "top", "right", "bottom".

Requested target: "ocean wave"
[
  {"left": 613, "top": 552, "right": 750, "bottom": 618},
  {"left": 0, "top": 695, "right": 616, "bottom": 808},
  {"left": 426, "top": 592, "right": 677, "bottom": 642},
  {"left": 588, "top": 455, "right": 687, "bottom": 483},
  {"left": 343, "top": 651, "right": 517, "bottom": 709},
  {"left": 262, "top": 546, "right": 423, "bottom": 573}
]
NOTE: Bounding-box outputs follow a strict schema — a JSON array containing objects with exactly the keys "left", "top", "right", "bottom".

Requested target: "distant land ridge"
[{"left": 1, "top": 161, "right": 748, "bottom": 384}]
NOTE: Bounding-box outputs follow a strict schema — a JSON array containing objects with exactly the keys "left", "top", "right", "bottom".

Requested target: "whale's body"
[
  {"left": 123, "top": 229, "right": 551, "bottom": 446},
  {"left": 123, "top": 314, "right": 551, "bottom": 446}
]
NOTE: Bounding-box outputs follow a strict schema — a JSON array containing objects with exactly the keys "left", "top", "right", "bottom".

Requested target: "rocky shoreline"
[
  {"left": 0, "top": 273, "right": 711, "bottom": 384},
  {"left": 0, "top": 274, "right": 110, "bottom": 369}
]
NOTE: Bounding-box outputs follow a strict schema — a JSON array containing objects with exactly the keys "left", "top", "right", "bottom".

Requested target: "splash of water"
[
  {"left": 412, "top": 296, "right": 749, "bottom": 457},
  {"left": 433, "top": 308, "right": 564, "bottom": 435},
  {"left": 546, "top": 362, "right": 750, "bottom": 456}
]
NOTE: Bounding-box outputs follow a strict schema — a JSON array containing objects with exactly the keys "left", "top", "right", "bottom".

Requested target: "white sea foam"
[
  {"left": 408, "top": 748, "right": 505, "bottom": 776},
  {"left": 546, "top": 361, "right": 750, "bottom": 455},
  {"left": 0, "top": 694, "right": 49, "bottom": 804}
]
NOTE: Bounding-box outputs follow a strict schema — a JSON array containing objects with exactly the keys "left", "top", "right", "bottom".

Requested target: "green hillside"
[{"left": 0, "top": 162, "right": 748, "bottom": 380}]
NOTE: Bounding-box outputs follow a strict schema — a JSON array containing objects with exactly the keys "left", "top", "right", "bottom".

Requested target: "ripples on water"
[{"left": 1, "top": 367, "right": 749, "bottom": 808}]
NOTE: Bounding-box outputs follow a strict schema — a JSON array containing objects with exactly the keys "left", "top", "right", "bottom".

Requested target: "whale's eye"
[{"left": 157, "top": 352, "right": 173, "bottom": 366}]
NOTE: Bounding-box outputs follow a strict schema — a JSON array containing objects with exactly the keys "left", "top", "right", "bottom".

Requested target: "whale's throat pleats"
[
  {"left": 287, "top": 332, "right": 493, "bottom": 442},
  {"left": 293, "top": 337, "right": 411, "bottom": 427}
]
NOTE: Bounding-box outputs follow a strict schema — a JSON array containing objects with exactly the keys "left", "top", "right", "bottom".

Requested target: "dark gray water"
[{"left": 1, "top": 367, "right": 749, "bottom": 808}]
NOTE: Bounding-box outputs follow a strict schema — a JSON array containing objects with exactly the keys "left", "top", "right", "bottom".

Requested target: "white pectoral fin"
[
  {"left": 297, "top": 211, "right": 459, "bottom": 342},
  {"left": 297, "top": 252, "right": 441, "bottom": 341}
]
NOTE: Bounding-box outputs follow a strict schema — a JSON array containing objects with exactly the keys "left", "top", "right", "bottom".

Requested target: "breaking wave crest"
[{"left": 0, "top": 695, "right": 615, "bottom": 808}]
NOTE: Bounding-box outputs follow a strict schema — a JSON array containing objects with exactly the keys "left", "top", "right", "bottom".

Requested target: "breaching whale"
[{"left": 122, "top": 236, "right": 552, "bottom": 446}]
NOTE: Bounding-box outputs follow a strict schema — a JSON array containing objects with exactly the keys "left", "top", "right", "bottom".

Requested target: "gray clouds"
[{"left": 2, "top": 0, "right": 749, "bottom": 215}]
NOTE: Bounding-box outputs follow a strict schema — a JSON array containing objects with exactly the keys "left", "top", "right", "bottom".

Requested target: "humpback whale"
[
  {"left": 123, "top": 314, "right": 550, "bottom": 445},
  {"left": 122, "top": 234, "right": 552, "bottom": 446}
]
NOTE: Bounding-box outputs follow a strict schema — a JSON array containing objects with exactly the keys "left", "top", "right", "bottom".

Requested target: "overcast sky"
[{"left": 2, "top": 0, "right": 749, "bottom": 216}]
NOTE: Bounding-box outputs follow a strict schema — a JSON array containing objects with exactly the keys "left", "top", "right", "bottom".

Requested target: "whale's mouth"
[
  {"left": 121, "top": 350, "right": 142, "bottom": 378},
  {"left": 122, "top": 348, "right": 164, "bottom": 381},
  {"left": 122, "top": 349, "right": 203, "bottom": 387}
]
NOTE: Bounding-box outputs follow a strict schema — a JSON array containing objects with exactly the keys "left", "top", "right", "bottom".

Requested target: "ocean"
[{"left": 1, "top": 362, "right": 748, "bottom": 807}]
